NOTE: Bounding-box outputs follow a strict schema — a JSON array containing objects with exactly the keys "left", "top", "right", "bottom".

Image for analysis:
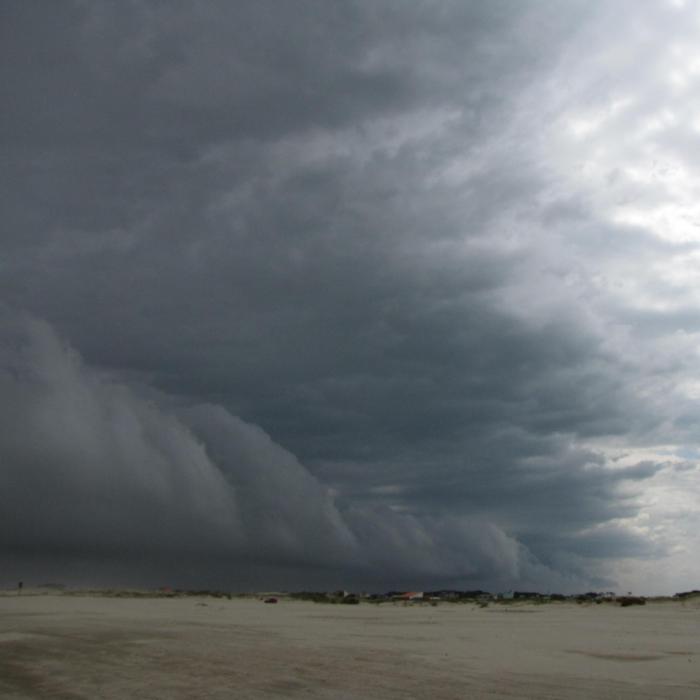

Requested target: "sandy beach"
[{"left": 1, "top": 593, "right": 699, "bottom": 699}]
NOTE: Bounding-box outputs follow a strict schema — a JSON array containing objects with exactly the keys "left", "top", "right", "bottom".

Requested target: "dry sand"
[{"left": 1, "top": 593, "right": 699, "bottom": 699}]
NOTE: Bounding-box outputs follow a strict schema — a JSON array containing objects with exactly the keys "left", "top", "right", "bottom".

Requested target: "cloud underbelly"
[{"left": 0, "top": 311, "right": 531, "bottom": 584}]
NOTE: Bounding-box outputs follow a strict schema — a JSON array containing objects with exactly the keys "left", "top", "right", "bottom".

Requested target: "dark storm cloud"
[
  {"left": 0, "top": 310, "right": 538, "bottom": 589},
  {"left": 2, "top": 0, "right": 697, "bottom": 592}
]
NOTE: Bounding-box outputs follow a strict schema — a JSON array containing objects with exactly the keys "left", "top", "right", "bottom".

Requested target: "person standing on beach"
[{"left": 18, "top": 581, "right": 23, "bottom": 595}]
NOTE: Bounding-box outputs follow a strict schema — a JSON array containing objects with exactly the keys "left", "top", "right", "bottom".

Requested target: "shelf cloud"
[{"left": 3, "top": 0, "right": 700, "bottom": 593}]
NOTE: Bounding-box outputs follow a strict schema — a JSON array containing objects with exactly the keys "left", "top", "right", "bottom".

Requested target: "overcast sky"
[{"left": 3, "top": 0, "right": 700, "bottom": 594}]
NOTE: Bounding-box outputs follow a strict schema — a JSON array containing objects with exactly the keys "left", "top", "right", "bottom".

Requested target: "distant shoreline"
[{"left": 3, "top": 586, "right": 699, "bottom": 607}]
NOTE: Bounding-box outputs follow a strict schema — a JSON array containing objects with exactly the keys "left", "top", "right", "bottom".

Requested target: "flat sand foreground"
[{"left": 1, "top": 594, "right": 699, "bottom": 699}]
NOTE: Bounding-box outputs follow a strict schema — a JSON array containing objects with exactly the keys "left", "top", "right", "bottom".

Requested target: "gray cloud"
[
  {"left": 0, "top": 305, "right": 660, "bottom": 592},
  {"left": 0, "top": 311, "right": 563, "bottom": 590},
  {"left": 2, "top": 0, "right": 699, "bottom": 593}
]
